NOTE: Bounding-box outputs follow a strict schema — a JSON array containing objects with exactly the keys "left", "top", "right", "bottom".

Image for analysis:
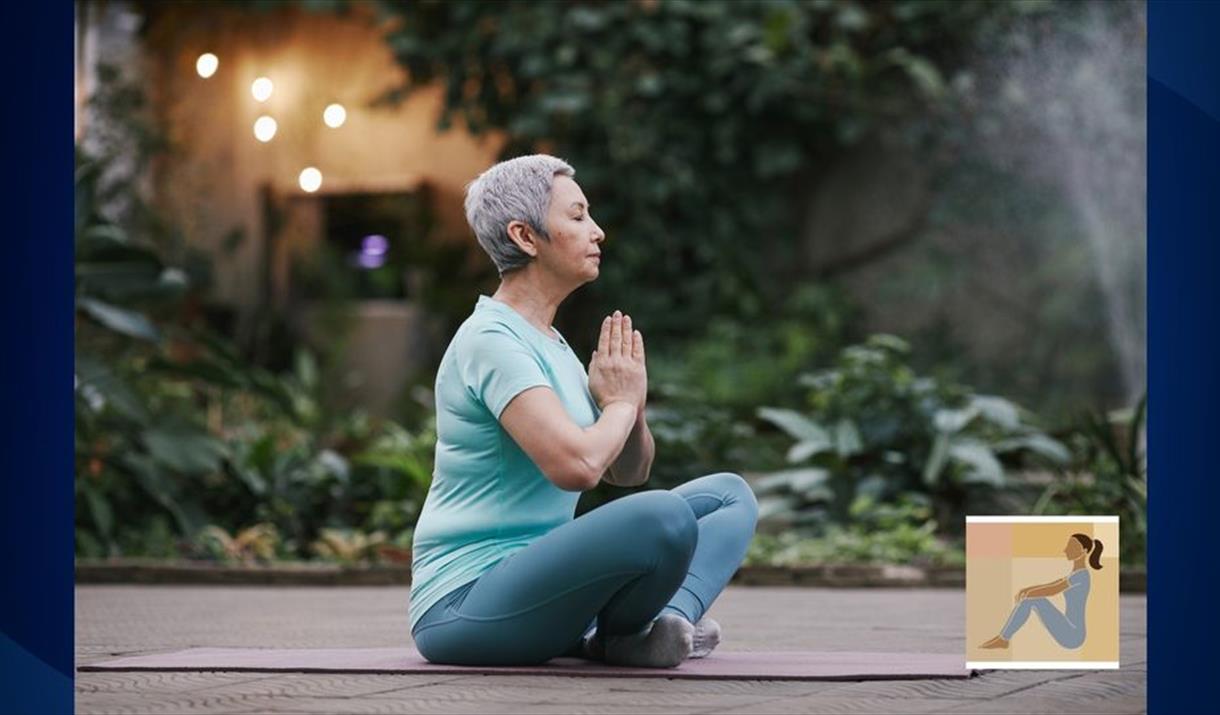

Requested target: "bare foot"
[{"left": 979, "top": 635, "right": 1010, "bottom": 649}]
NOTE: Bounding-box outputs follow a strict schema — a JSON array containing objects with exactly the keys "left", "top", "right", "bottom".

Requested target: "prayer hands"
[{"left": 588, "top": 310, "right": 647, "bottom": 412}]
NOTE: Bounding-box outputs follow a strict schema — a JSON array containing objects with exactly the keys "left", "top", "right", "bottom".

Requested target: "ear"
[{"left": 505, "top": 220, "right": 540, "bottom": 258}]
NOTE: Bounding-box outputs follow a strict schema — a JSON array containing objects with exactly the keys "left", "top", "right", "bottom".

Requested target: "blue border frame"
[
  {"left": 0, "top": 1, "right": 75, "bottom": 713},
  {"left": 0, "top": 0, "right": 1215, "bottom": 711},
  {"left": 1148, "top": 1, "right": 1220, "bottom": 713}
]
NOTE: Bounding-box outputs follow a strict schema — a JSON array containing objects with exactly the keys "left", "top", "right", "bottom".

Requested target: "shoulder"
[{"left": 453, "top": 313, "right": 529, "bottom": 355}]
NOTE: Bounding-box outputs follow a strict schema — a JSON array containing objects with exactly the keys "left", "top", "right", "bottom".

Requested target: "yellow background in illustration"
[{"left": 966, "top": 520, "right": 1119, "bottom": 663}]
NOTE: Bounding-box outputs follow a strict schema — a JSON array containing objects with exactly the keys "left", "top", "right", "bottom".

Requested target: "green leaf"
[
  {"left": 923, "top": 431, "right": 950, "bottom": 486},
  {"left": 79, "top": 223, "right": 129, "bottom": 247},
  {"left": 75, "top": 353, "right": 149, "bottom": 422},
  {"left": 970, "top": 395, "right": 1021, "bottom": 430},
  {"left": 787, "top": 438, "right": 831, "bottom": 463},
  {"left": 933, "top": 406, "right": 978, "bottom": 434},
  {"left": 756, "top": 494, "right": 800, "bottom": 521},
  {"left": 948, "top": 438, "right": 1005, "bottom": 486},
  {"left": 833, "top": 419, "right": 863, "bottom": 457},
  {"left": 80, "top": 481, "right": 114, "bottom": 540},
  {"left": 993, "top": 433, "right": 1071, "bottom": 464},
  {"left": 77, "top": 297, "right": 161, "bottom": 342},
  {"left": 888, "top": 47, "right": 946, "bottom": 97},
  {"left": 752, "top": 467, "right": 830, "bottom": 496},
  {"left": 757, "top": 407, "right": 830, "bottom": 443},
  {"left": 143, "top": 428, "right": 228, "bottom": 474},
  {"left": 120, "top": 453, "right": 209, "bottom": 538},
  {"left": 294, "top": 350, "right": 319, "bottom": 391}
]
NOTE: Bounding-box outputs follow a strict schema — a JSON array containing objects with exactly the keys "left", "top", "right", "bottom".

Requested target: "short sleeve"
[{"left": 459, "top": 327, "right": 552, "bottom": 419}]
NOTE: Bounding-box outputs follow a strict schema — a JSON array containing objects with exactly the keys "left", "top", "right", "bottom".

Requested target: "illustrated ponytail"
[
  {"left": 1088, "top": 539, "right": 1104, "bottom": 569},
  {"left": 1072, "top": 533, "right": 1105, "bottom": 570}
]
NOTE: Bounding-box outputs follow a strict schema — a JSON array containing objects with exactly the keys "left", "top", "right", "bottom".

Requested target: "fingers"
[
  {"left": 609, "top": 310, "right": 622, "bottom": 357},
  {"left": 601, "top": 310, "right": 644, "bottom": 362},
  {"left": 598, "top": 315, "right": 611, "bottom": 356}
]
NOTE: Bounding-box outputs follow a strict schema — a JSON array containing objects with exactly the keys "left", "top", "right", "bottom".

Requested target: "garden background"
[{"left": 73, "top": 0, "right": 1147, "bottom": 576}]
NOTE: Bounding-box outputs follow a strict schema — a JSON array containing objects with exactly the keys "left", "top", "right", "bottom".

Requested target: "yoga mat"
[{"left": 80, "top": 647, "right": 973, "bottom": 681}]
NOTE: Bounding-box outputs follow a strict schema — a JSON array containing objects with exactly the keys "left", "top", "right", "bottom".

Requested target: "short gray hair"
[{"left": 464, "top": 154, "right": 575, "bottom": 275}]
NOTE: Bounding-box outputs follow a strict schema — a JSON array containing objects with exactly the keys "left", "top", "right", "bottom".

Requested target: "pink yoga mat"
[{"left": 80, "top": 647, "right": 972, "bottom": 681}]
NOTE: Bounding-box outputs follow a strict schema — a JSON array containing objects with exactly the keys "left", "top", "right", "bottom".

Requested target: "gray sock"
[
  {"left": 602, "top": 614, "right": 693, "bottom": 668},
  {"left": 690, "top": 617, "right": 721, "bottom": 658}
]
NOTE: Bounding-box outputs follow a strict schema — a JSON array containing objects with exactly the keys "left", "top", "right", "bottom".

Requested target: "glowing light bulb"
[
  {"left": 299, "top": 167, "right": 322, "bottom": 193},
  {"left": 196, "top": 53, "right": 219, "bottom": 79},
  {"left": 253, "top": 116, "right": 277, "bottom": 142},
  {"left": 323, "top": 103, "right": 347, "bottom": 128},
  {"left": 251, "top": 77, "right": 274, "bottom": 102}
]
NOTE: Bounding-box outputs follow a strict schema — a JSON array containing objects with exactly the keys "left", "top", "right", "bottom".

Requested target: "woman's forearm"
[
  {"left": 1023, "top": 579, "right": 1067, "bottom": 598},
  {"left": 606, "top": 409, "right": 655, "bottom": 487},
  {"left": 575, "top": 401, "right": 639, "bottom": 489}
]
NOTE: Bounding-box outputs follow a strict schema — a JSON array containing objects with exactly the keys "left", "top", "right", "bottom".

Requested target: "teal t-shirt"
[{"left": 409, "top": 295, "right": 601, "bottom": 631}]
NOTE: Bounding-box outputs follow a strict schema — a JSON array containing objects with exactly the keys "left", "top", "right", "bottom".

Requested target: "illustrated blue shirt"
[
  {"left": 1064, "top": 567, "right": 1091, "bottom": 630},
  {"left": 408, "top": 295, "right": 601, "bottom": 631}
]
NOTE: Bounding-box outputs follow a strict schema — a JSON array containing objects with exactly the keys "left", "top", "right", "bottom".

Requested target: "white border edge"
[
  {"left": 967, "top": 661, "right": 1121, "bottom": 670},
  {"left": 965, "top": 516, "right": 1120, "bottom": 524}
]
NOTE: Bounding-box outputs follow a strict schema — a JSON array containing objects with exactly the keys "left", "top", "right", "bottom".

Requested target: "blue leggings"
[
  {"left": 411, "top": 472, "right": 760, "bottom": 666},
  {"left": 1000, "top": 597, "right": 1086, "bottom": 649}
]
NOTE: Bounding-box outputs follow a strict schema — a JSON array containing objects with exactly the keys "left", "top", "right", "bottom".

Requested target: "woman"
[
  {"left": 979, "top": 533, "right": 1104, "bottom": 650},
  {"left": 409, "top": 155, "right": 759, "bottom": 668}
]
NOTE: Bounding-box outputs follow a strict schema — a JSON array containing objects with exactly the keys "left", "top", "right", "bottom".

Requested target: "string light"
[
  {"left": 323, "top": 103, "right": 347, "bottom": 128},
  {"left": 299, "top": 167, "right": 322, "bottom": 193},
  {"left": 251, "top": 77, "right": 274, "bottom": 102},
  {"left": 195, "top": 53, "right": 219, "bottom": 79},
  {"left": 253, "top": 116, "right": 277, "bottom": 142}
]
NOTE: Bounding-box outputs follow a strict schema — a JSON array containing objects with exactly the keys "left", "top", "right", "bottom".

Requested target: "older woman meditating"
[{"left": 409, "top": 154, "right": 759, "bottom": 668}]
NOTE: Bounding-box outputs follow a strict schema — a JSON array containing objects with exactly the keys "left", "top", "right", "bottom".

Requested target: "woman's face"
[
  {"left": 1064, "top": 537, "right": 1085, "bottom": 560},
  {"left": 537, "top": 175, "right": 605, "bottom": 285}
]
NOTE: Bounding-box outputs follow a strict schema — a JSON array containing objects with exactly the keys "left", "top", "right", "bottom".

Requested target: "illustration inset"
[{"left": 966, "top": 516, "right": 1119, "bottom": 669}]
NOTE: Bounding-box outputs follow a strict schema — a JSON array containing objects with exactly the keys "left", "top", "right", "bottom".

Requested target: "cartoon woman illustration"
[{"left": 979, "top": 533, "right": 1104, "bottom": 650}]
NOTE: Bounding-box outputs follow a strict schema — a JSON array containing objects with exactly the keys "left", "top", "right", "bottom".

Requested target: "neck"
[
  {"left": 491, "top": 267, "right": 572, "bottom": 337},
  {"left": 1072, "top": 556, "right": 1088, "bottom": 570}
]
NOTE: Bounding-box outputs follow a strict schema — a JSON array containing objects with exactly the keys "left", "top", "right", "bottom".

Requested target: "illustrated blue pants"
[
  {"left": 411, "top": 472, "right": 760, "bottom": 666},
  {"left": 1000, "top": 597, "right": 1086, "bottom": 649}
]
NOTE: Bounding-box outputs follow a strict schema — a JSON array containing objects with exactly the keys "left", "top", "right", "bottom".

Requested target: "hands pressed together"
[{"left": 587, "top": 310, "right": 647, "bottom": 413}]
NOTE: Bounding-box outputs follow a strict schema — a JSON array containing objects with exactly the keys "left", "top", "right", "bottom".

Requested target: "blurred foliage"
[
  {"left": 196, "top": 523, "right": 283, "bottom": 564},
  {"left": 576, "top": 282, "right": 856, "bottom": 515},
  {"left": 75, "top": 66, "right": 436, "bottom": 561},
  {"left": 752, "top": 335, "right": 1069, "bottom": 533},
  {"left": 372, "top": 0, "right": 1055, "bottom": 348},
  {"left": 78, "top": 1, "right": 1147, "bottom": 569},
  {"left": 744, "top": 494, "right": 964, "bottom": 567},
  {"left": 645, "top": 283, "right": 857, "bottom": 484},
  {"left": 1033, "top": 395, "right": 1146, "bottom": 565},
  {"left": 311, "top": 527, "right": 388, "bottom": 563}
]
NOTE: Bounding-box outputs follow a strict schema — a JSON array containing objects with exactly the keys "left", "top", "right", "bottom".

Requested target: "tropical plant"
[
  {"left": 311, "top": 528, "right": 389, "bottom": 564},
  {"left": 1033, "top": 395, "right": 1147, "bottom": 565},
  {"left": 75, "top": 144, "right": 226, "bottom": 555},
  {"left": 75, "top": 141, "right": 437, "bottom": 560},
  {"left": 196, "top": 523, "right": 283, "bottom": 563},
  {"left": 744, "top": 494, "right": 964, "bottom": 566},
  {"left": 754, "top": 335, "right": 1069, "bottom": 532}
]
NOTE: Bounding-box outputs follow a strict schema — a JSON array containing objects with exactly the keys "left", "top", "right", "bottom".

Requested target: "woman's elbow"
[{"left": 545, "top": 457, "right": 600, "bottom": 492}]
